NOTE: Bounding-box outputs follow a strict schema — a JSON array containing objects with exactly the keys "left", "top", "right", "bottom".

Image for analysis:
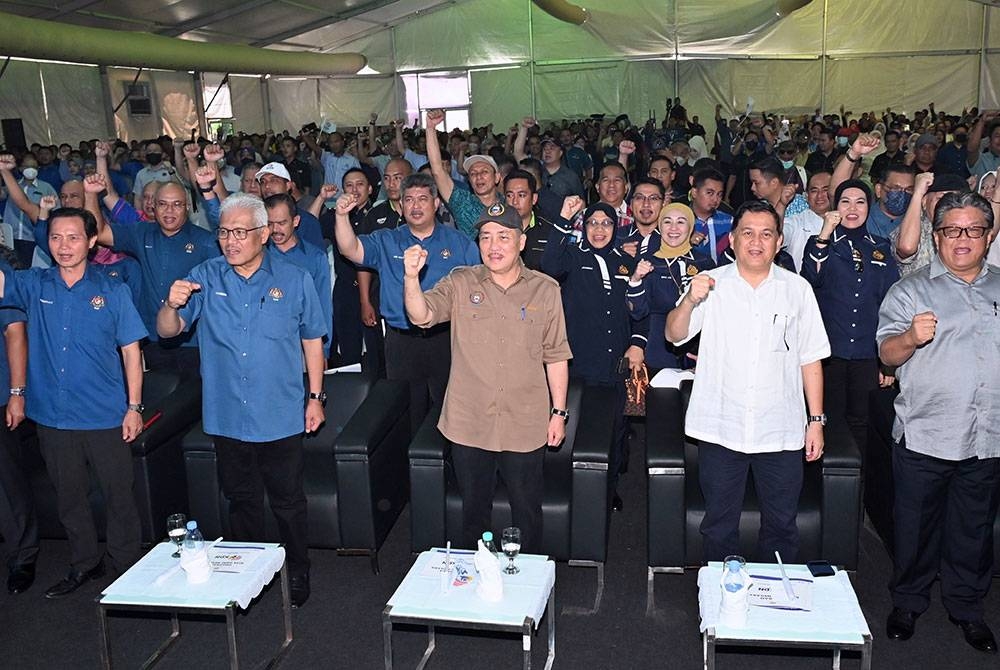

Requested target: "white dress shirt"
[
  {"left": 782, "top": 208, "right": 824, "bottom": 272},
  {"left": 674, "top": 262, "right": 830, "bottom": 453}
]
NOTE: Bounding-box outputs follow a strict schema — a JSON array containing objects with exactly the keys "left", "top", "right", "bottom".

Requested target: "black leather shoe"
[
  {"left": 612, "top": 493, "right": 624, "bottom": 512},
  {"left": 7, "top": 563, "right": 36, "bottom": 594},
  {"left": 290, "top": 573, "right": 310, "bottom": 609},
  {"left": 949, "top": 616, "right": 998, "bottom": 654},
  {"left": 886, "top": 607, "right": 919, "bottom": 641},
  {"left": 44, "top": 562, "right": 105, "bottom": 599}
]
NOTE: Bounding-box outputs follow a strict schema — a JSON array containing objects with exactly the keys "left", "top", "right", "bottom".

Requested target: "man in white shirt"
[
  {"left": 783, "top": 170, "right": 831, "bottom": 272},
  {"left": 667, "top": 199, "right": 830, "bottom": 562}
]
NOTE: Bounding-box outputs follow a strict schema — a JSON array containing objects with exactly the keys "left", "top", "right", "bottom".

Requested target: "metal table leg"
[
  {"left": 861, "top": 634, "right": 872, "bottom": 670},
  {"left": 544, "top": 586, "right": 556, "bottom": 670},
  {"left": 833, "top": 647, "right": 841, "bottom": 670},
  {"left": 382, "top": 606, "right": 394, "bottom": 670},
  {"left": 226, "top": 605, "right": 239, "bottom": 670},
  {"left": 522, "top": 618, "right": 532, "bottom": 670},
  {"left": 98, "top": 604, "right": 113, "bottom": 670},
  {"left": 415, "top": 625, "right": 435, "bottom": 670}
]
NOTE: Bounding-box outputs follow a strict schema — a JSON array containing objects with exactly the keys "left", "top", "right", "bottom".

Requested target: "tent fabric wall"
[
  {"left": 38, "top": 63, "right": 107, "bottom": 142},
  {"left": 319, "top": 76, "right": 396, "bottom": 127},
  {"left": 535, "top": 62, "right": 623, "bottom": 121},
  {"left": 267, "top": 78, "right": 319, "bottom": 135},
  {"left": 0, "top": 60, "right": 49, "bottom": 145},
  {"left": 107, "top": 68, "right": 198, "bottom": 142},
  {"left": 470, "top": 67, "right": 533, "bottom": 129},
  {"left": 229, "top": 75, "right": 267, "bottom": 133}
]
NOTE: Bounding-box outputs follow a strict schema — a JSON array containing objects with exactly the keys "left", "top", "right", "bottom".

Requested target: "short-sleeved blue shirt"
[
  {"left": 0, "top": 265, "right": 147, "bottom": 429},
  {"left": 0, "top": 304, "right": 26, "bottom": 394},
  {"left": 359, "top": 223, "right": 480, "bottom": 328},
  {"left": 110, "top": 220, "right": 220, "bottom": 344},
  {"left": 178, "top": 250, "right": 327, "bottom": 442},
  {"left": 271, "top": 238, "right": 332, "bottom": 356}
]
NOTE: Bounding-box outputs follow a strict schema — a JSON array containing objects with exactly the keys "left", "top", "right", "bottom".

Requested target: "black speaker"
[{"left": 1, "top": 118, "right": 26, "bottom": 150}]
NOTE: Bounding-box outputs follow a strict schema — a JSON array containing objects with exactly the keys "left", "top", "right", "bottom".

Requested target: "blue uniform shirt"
[
  {"left": 0, "top": 265, "right": 147, "bottom": 429},
  {"left": 616, "top": 224, "right": 662, "bottom": 262},
  {"left": 178, "top": 251, "right": 327, "bottom": 442},
  {"left": 271, "top": 238, "right": 333, "bottom": 356},
  {"left": 110, "top": 220, "right": 219, "bottom": 344},
  {"left": 0, "top": 305, "right": 26, "bottom": 393},
  {"left": 359, "top": 223, "right": 479, "bottom": 329},
  {"left": 801, "top": 226, "right": 899, "bottom": 360}
]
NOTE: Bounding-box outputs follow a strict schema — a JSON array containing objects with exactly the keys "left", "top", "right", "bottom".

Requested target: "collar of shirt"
[
  {"left": 928, "top": 253, "right": 994, "bottom": 282},
  {"left": 473, "top": 260, "right": 528, "bottom": 291}
]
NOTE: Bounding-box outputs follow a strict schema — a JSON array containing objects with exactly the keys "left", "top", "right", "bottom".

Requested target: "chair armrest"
[
  {"left": 569, "top": 384, "right": 616, "bottom": 562},
  {"left": 334, "top": 380, "right": 409, "bottom": 459},
  {"left": 409, "top": 406, "right": 449, "bottom": 552},
  {"left": 646, "top": 387, "right": 686, "bottom": 470},
  {"left": 645, "top": 385, "right": 687, "bottom": 569},
  {"left": 130, "top": 377, "right": 203, "bottom": 457},
  {"left": 821, "top": 415, "right": 863, "bottom": 570},
  {"left": 822, "top": 416, "right": 862, "bottom": 471},
  {"left": 566, "top": 383, "right": 613, "bottom": 465},
  {"left": 408, "top": 405, "right": 448, "bottom": 462}
]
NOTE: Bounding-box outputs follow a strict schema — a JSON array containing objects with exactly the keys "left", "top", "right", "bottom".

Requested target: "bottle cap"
[
  {"left": 186, "top": 520, "right": 198, "bottom": 530},
  {"left": 726, "top": 559, "right": 742, "bottom": 572},
  {"left": 482, "top": 531, "right": 493, "bottom": 542}
]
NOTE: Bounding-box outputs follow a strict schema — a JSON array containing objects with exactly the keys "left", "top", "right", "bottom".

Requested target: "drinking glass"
[
  {"left": 501, "top": 526, "right": 521, "bottom": 575},
  {"left": 166, "top": 513, "right": 187, "bottom": 558}
]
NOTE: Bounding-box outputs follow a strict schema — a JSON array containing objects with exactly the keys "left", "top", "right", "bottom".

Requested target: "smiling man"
[
  {"left": 402, "top": 202, "right": 571, "bottom": 553},
  {"left": 878, "top": 191, "right": 1000, "bottom": 654},
  {"left": 667, "top": 200, "right": 830, "bottom": 563},
  {"left": 157, "top": 193, "right": 326, "bottom": 609}
]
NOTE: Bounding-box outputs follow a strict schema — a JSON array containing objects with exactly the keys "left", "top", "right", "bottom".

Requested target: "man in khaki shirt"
[{"left": 404, "top": 202, "right": 572, "bottom": 552}]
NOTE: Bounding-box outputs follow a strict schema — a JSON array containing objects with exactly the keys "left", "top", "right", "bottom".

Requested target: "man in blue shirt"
[
  {"left": 0, "top": 207, "right": 146, "bottom": 598},
  {"left": 157, "top": 193, "right": 326, "bottom": 609},
  {"left": 335, "top": 172, "right": 479, "bottom": 432},
  {"left": 94, "top": 180, "right": 219, "bottom": 375},
  {"left": 264, "top": 193, "right": 332, "bottom": 357},
  {"left": 254, "top": 163, "right": 324, "bottom": 249}
]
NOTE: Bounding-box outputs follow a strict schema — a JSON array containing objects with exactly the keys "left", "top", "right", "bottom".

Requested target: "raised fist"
[
  {"left": 58, "top": 145, "right": 71, "bottom": 160},
  {"left": 631, "top": 259, "right": 654, "bottom": 282},
  {"left": 618, "top": 140, "right": 636, "bottom": 156},
  {"left": 403, "top": 244, "right": 428, "bottom": 278},
  {"left": 915, "top": 172, "right": 934, "bottom": 196},
  {"left": 560, "top": 195, "right": 585, "bottom": 220},
  {"left": 369, "top": 112, "right": 378, "bottom": 124},
  {"left": 182, "top": 143, "right": 201, "bottom": 160},
  {"left": 621, "top": 241, "right": 638, "bottom": 258},
  {"left": 686, "top": 273, "right": 715, "bottom": 306},
  {"left": 320, "top": 183, "right": 339, "bottom": 200},
  {"left": 166, "top": 279, "right": 201, "bottom": 310},
  {"left": 779, "top": 183, "right": 797, "bottom": 207},
  {"left": 335, "top": 192, "right": 359, "bottom": 215},
  {"left": 522, "top": 117, "right": 537, "bottom": 128},
  {"left": 821, "top": 211, "right": 842, "bottom": 238},
  {"left": 203, "top": 143, "right": 225, "bottom": 164},
  {"left": 909, "top": 311, "right": 937, "bottom": 347},
  {"left": 0, "top": 155, "right": 16, "bottom": 172},
  {"left": 850, "top": 133, "right": 881, "bottom": 157},
  {"left": 94, "top": 141, "right": 111, "bottom": 158},
  {"left": 425, "top": 110, "right": 445, "bottom": 129},
  {"left": 194, "top": 164, "right": 216, "bottom": 187},
  {"left": 38, "top": 194, "right": 58, "bottom": 213},
  {"left": 84, "top": 173, "right": 107, "bottom": 193}
]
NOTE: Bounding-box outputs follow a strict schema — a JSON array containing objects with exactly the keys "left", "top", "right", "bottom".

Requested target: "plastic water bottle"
[
  {"left": 183, "top": 520, "right": 204, "bottom": 553},
  {"left": 481, "top": 531, "right": 499, "bottom": 561},
  {"left": 723, "top": 558, "right": 745, "bottom": 593}
]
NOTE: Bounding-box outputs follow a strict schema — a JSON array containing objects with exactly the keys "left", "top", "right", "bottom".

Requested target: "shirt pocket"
[
  {"left": 459, "top": 308, "right": 493, "bottom": 345},
  {"left": 260, "top": 304, "right": 297, "bottom": 340},
  {"left": 514, "top": 314, "right": 544, "bottom": 361},
  {"left": 769, "top": 313, "right": 793, "bottom": 353}
]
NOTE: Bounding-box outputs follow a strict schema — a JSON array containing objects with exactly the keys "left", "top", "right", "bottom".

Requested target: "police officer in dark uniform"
[
  {"left": 627, "top": 202, "right": 716, "bottom": 373},
  {"left": 503, "top": 169, "right": 553, "bottom": 271},
  {"left": 542, "top": 199, "right": 643, "bottom": 510},
  {"left": 801, "top": 179, "right": 899, "bottom": 451}
]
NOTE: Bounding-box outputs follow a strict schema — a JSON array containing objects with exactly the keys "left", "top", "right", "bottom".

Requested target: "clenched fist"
[
  {"left": 166, "top": 279, "right": 201, "bottom": 310},
  {"left": 909, "top": 311, "right": 937, "bottom": 347},
  {"left": 560, "top": 195, "right": 585, "bottom": 220},
  {"left": 618, "top": 140, "right": 636, "bottom": 156},
  {"left": 319, "top": 183, "right": 339, "bottom": 200},
  {"left": 685, "top": 273, "right": 715, "bottom": 306},
  {"left": 203, "top": 143, "right": 225, "bottom": 164},
  {"left": 425, "top": 110, "right": 445, "bottom": 129},
  {"left": 335, "top": 192, "right": 359, "bottom": 215},
  {"left": 0, "top": 155, "right": 16, "bottom": 172},
  {"left": 84, "top": 173, "right": 107, "bottom": 193},
  {"left": 403, "top": 244, "right": 428, "bottom": 278},
  {"left": 631, "top": 259, "right": 654, "bottom": 283}
]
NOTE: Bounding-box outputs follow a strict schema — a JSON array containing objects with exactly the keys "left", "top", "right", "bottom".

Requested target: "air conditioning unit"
[{"left": 125, "top": 82, "right": 152, "bottom": 116}]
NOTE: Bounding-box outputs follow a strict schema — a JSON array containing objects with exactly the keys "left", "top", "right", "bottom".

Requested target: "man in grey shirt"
[{"left": 877, "top": 191, "right": 1000, "bottom": 655}]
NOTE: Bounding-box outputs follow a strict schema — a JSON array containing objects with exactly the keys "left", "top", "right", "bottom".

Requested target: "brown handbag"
[{"left": 624, "top": 364, "right": 649, "bottom": 416}]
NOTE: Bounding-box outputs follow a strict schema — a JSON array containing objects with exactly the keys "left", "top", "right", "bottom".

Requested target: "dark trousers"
[
  {"left": 333, "top": 281, "right": 363, "bottom": 365},
  {"left": 698, "top": 442, "right": 803, "bottom": 563},
  {"left": 451, "top": 444, "right": 545, "bottom": 555},
  {"left": 142, "top": 341, "right": 201, "bottom": 379},
  {"left": 824, "top": 357, "right": 877, "bottom": 453},
  {"left": 214, "top": 434, "right": 310, "bottom": 576},
  {"left": 36, "top": 425, "right": 141, "bottom": 574},
  {"left": 0, "top": 413, "right": 38, "bottom": 570},
  {"left": 891, "top": 440, "right": 1000, "bottom": 621},
  {"left": 362, "top": 323, "right": 387, "bottom": 378},
  {"left": 384, "top": 326, "right": 450, "bottom": 434}
]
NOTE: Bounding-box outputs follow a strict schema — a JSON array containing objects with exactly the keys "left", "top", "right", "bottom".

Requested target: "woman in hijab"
[
  {"left": 801, "top": 179, "right": 899, "bottom": 452},
  {"left": 627, "top": 202, "right": 716, "bottom": 373}
]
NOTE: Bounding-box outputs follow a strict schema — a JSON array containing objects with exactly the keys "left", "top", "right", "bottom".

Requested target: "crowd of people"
[{"left": 0, "top": 97, "right": 998, "bottom": 654}]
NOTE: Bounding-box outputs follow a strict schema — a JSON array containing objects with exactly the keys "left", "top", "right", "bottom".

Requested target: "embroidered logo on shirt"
[
  {"left": 108, "top": 271, "right": 119, "bottom": 278},
  {"left": 686, "top": 266, "right": 699, "bottom": 276},
  {"left": 872, "top": 250, "right": 885, "bottom": 261},
  {"left": 91, "top": 295, "right": 106, "bottom": 310},
  {"left": 184, "top": 243, "right": 195, "bottom": 254},
  {"left": 470, "top": 291, "right": 485, "bottom": 305},
  {"left": 268, "top": 287, "right": 284, "bottom": 301},
  {"left": 618, "top": 265, "right": 629, "bottom": 275},
  {"left": 441, "top": 248, "right": 451, "bottom": 259}
]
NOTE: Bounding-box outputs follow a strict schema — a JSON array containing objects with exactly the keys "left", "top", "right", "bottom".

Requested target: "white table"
[
  {"left": 697, "top": 562, "right": 872, "bottom": 670},
  {"left": 383, "top": 548, "right": 556, "bottom": 670},
  {"left": 97, "top": 541, "right": 292, "bottom": 670}
]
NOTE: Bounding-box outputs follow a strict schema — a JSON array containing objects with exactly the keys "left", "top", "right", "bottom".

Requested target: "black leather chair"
[
  {"left": 408, "top": 380, "right": 616, "bottom": 613},
  {"left": 26, "top": 369, "right": 202, "bottom": 544},
  {"left": 866, "top": 386, "right": 1000, "bottom": 575},
  {"left": 182, "top": 372, "right": 410, "bottom": 572},
  {"left": 645, "top": 382, "right": 863, "bottom": 611}
]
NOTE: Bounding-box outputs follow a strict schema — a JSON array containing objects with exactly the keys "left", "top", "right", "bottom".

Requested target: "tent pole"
[
  {"left": 528, "top": 0, "right": 537, "bottom": 119},
  {"left": 98, "top": 65, "right": 116, "bottom": 138},
  {"left": 391, "top": 26, "right": 400, "bottom": 118},
  {"left": 673, "top": 0, "right": 679, "bottom": 100},
  {"left": 193, "top": 70, "right": 208, "bottom": 138},
  {"left": 820, "top": 0, "right": 828, "bottom": 114},
  {"left": 979, "top": 4, "right": 989, "bottom": 108},
  {"left": 261, "top": 76, "right": 272, "bottom": 133}
]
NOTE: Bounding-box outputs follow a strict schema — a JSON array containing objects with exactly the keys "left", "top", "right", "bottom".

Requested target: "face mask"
[
  {"left": 882, "top": 190, "right": 912, "bottom": 216},
  {"left": 781, "top": 159, "right": 794, "bottom": 170},
  {"left": 21, "top": 167, "right": 38, "bottom": 181},
  {"left": 146, "top": 153, "right": 162, "bottom": 165},
  {"left": 837, "top": 136, "right": 848, "bottom": 147},
  {"left": 954, "top": 133, "right": 968, "bottom": 144},
  {"left": 744, "top": 140, "right": 758, "bottom": 152}
]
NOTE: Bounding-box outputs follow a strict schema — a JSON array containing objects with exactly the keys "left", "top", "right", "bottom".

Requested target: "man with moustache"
[
  {"left": 618, "top": 178, "right": 666, "bottom": 261},
  {"left": 402, "top": 202, "right": 571, "bottom": 552}
]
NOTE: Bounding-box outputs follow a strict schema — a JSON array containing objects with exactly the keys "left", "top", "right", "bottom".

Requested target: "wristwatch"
[
  {"left": 807, "top": 414, "right": 827, "bottom": 426},
  {"left": 127, "top": 403, "right": 145, "bottom": 414},
  {"left": 9, "top": 386, "right": 25, "bottom": 397},
  {"left": 551, "top": 408, "right": 569, "bottom": 421},
  {"left": 308, "top": 391, "right": 328, "bottom": 405}
]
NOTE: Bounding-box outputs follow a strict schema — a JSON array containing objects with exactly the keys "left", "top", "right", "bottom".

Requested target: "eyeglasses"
[
  {"left": 216, "top": 225, "right": 265, "bottom": 240},
  {"left": 883, "top": 185, "right": 915, "bottom": 194},
  {"left": 632, "top": 194, "right": 664, "bottom": 203},
  {"left": 934, "top": 226, "right": 989, "bottom": 239},
  {"left": 585, "top": 219, "right": 615, "bottom": 229}
]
